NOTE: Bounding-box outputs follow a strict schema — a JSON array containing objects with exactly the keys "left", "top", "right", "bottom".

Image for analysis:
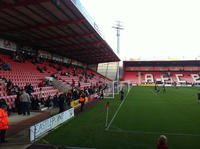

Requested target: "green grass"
[{"left": 38, "top": 86, "right": 200, "bottom": 149}]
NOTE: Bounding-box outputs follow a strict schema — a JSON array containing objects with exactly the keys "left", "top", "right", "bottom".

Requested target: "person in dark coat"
[
  {"left": 15, "top": 92, "right": 22, "bottom": 114},
  {"left": 120, "top": 88, "right": 124, "bottom": 100},
  {"left": 58, "top": 93, "right": 66, "bottom": 113},
  {"left": 53, "top": 93, "right": 58, "bottom": 108}
]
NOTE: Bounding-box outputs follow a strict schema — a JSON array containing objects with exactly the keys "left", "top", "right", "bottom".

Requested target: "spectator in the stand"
[
  {"left": 30, "top": 95, "right": 39, "bottom": 110},
  {"left": 15, "top": 92, "right": 22, "bottom": 115},
  {"left": 58, "top": 93, "right": 66, "bottom": 113},
  {"left": 39, "top": 88, "right": 45, "bottom": 104},
  {"left": 84, "top": 78, "right": 88, "bottom": 83},
  {"left": 0, "top": 77, "right": 7, "bottom": 85},
  {"left": 36, "top": 56, "right": 42, "bottom": 64},
  {"left": 6, "top": 80, "right": 12, "bottom": 89},
  {"left": 49, "top": 63, "right": 56, "bottom": 69},
  {"left": 43, "top": 66, "right": 47, "bottom": 72},
  {"left": 67, "top": 91, "right": 72, "bottom": 107},
  {"left": 15, "top": 54, "right": 21, "bottom": 63},
  {"left": 157, "top": 135, "right": 168, "bottom": 149},
  {"left": 30, "top": 95, "right": 35, "bottom": 110},
  {"left": 84, "top": 87, "right": 89, "bottom": 97},
  {"left": 0, "top": 63, "right": 2, "bottom": 70},
  {"left": 79, "top": 76, "right": 82, "bottom": 82},
  {"left": 88, "top": 86, "right": 93, "bottom": 95},
  {"left": 10, "top": 85, "right": 20, "bottom": 95},
  {"left": 72, "top": 69, "right": 76, "bottom": 76},
  {"left": 49, "top": 98, "right": 54, "bottom": 109},
  {"left": 25, "top": 83, "right": 34, "bottom": 95},
  {"left": 44, "top": 80, "right": 52, "bottom": 86},
  {"left": 45, "top": 96, "right": 53, "bottom": 109},
  {"left": 60, "top": 72, "right": 65, "bottom": 76},
  {"left": 57, "top": 65, "right": 63, "bottom": 71},
  {"left": 72, "top": 79, "right": 75, "bottom": 87},
  {"left": 99, "top": 88, "right": 104, "bottom": 99},
  {"left": 78, "top": 81, "right": 81, "bottom": 88},
  {"left": 0, "top": 99, "right": 7, "bottom": 111},
  {"left": 36, "top": 66, "right": 43, "bottom": 73},
  {"left": 31, "top": 58, "right": 36, "bottom": 64},
  {"left": 53, "top": 93, "right": 58, "bottom": 108},
  {"left": 20, "top": 89, "right": 31, "bottom": 116},
  {"left": 72, "top": 87, "right": 78, "bottom": 100},
  {"left": 38, "top": 80, "right": 45, "bottom": 88},
  {"left": 6, "top": 80, "right": 13, "bottom": 95},
  {"left": 66, "top": 72, "right": 70, "bottom": 77},
  {"left": 45, "top": 96, "right": 50, "bottom": 108},
  {"left": 51, "top": 73, "right": 57, "bottom": 79},
  {"left": 3, "top": 63, "right": 10, "bottom": 71}
]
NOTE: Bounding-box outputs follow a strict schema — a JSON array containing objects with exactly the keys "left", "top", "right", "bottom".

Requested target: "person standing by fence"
[{"left": 21, "top": 89, "right": 31, "bottom": 116}]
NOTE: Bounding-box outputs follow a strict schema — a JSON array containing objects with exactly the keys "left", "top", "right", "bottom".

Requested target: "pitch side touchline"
[
  {"left": 107, "top": 129, "right": 200, "bottom": 137},
  {"left": 105, "top": 87, "right": 131, "bottom": 131}
]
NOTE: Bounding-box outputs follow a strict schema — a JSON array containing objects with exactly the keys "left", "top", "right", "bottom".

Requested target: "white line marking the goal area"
[
  {"left": 107, "top": 129, "right": 200, "bottom": 137},
  {"left": 105, "top": 87, "right": 131, "bottom": 131}
]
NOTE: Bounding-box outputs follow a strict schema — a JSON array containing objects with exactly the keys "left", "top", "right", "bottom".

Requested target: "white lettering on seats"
[
  {"left": 176, "top": 74, "right": 186, "bottom": 83},
  {"left": 191, "top": 74, "right": 200, "bottom": 83},
  {"left": 161, "top": 74, "right": 170, "bottom": 83},
  {"left": 145, "top": 74, "right": 154, "bottom": 83}
]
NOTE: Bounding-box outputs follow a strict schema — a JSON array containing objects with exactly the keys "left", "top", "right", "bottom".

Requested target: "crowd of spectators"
[
  {"left": 11, "top": 81, "right": 107, "bottom": 115},
  {"left": 0, "top": 51, "right": 110, "bottom": 116}
]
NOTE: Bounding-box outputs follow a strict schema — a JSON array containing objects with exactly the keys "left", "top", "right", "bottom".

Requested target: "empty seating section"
[
  {"left": 124, "top": 71, "right": 200, "bottom": 84},
  {"left": 170, "top": 72, "right": 195, "bottom": 83},
  {"left": 123, "top": 72, "right": 138, "bottom": 84}
]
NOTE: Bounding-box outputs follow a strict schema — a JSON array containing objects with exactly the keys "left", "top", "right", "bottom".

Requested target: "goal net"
[{"left": 104, "top": 81, "right": 131, "bottom": 98}]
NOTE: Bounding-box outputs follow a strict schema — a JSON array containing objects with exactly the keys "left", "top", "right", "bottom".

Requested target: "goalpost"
[{"left": 104, "top": 80, "right": 131, "bottom": 98}]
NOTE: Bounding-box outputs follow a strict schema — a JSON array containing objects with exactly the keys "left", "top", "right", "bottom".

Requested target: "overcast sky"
[{"left": 80, "top": 0, "right": 200, "bottom": 61}]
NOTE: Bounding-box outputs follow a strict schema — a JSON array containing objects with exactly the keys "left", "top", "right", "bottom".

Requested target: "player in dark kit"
[
  {"left": 155, "top": 84, "right": 160, "bottom": 93},
  {"left": 120, "top": 88, "right": 124, "bottom": 100},
  {"left": 163, "top": 84, "right": 166, "bottom": 93},
  {"left": 198, "top": 91, "right": 200, "bottom": 104},
  {"left": 155, "top": 84, "right": 157, "bottom": 91}
]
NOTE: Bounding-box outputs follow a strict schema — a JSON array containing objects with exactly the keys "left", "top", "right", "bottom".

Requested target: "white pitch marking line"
[{"left": 105, "top": 87, "right": 131, "bottom": 131}]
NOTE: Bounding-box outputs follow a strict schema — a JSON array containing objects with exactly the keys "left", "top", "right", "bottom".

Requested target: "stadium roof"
[
  {"left": 0, "top": 0, "right": 120, "bottom": 64},
  {"left": 124, "top": 60, "right": 200, "bottom": 67}
]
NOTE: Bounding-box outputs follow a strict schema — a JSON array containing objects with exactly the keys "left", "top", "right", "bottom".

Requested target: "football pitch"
[{"left": 38, "top": 86, "right": 200, "bottom": 149}]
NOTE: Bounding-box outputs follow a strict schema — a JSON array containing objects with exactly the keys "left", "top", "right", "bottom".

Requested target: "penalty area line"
[{"left": 105, "top": 87, "right": 131, "bottom": 131}]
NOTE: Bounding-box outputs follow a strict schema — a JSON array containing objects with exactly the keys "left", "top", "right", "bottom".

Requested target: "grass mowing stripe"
[
  {"left": 108, "top": 129, "right": 200, "bottom": 137},
  {"left": 105, "top": 87, "right": 131, "bottom": 131}
]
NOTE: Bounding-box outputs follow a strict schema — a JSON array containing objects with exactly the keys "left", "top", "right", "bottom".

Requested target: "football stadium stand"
[
  {"left": 0, "top": 0, "right": 120, "bottom": 146},
  {"left": 123, "top": 60, "right": 200, "bottom": 85},
  {"left": 0, "top": 52, "right": 112, "bottom": 111}
]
